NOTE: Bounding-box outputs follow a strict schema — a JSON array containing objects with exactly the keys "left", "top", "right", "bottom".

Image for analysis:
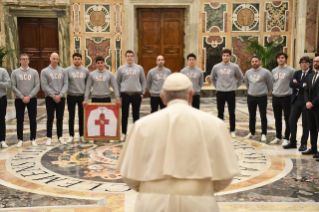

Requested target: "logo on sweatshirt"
[
  {"left": 50, "top": 73, "right": 62, "bottom": 80},
  {"left": 156, "top": 74, "right": 168, "bottom": 80},
  {"left": 219, "top": 69, "right": 231, "bottom": 75},
  {"left": 71, "top": 72, "right": 85, "bottom": 79},
  {"left": 185, "top": 72, "right": 198, "bottom": 79},
  {"left": 125, "top": 69, "right": 137, "bottom": 75},
  {"left": 249, "top": 74, "right": 261, "bottom": 82},
  {"left": 274, "top": 73, "right": 286, "bottom": 80},
  {"left": 95, "top": 75, "right": 107, "bottom": 81},
  {"left": 19, "top": 74, "right": 32, "bottom": 81}
]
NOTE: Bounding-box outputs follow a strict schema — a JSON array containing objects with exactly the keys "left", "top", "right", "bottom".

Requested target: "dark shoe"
[
  {"left": 316, "top": 158, "right": 319, "bottom": 162},
  {"left": 302, "top": 149, "right": 318, "bottom": 155},
  {"left": 283, "top": 142, "right": 297, "bottom": 149},
  {"left": 298, "top": 144, "right": 307, "bottom": 152},
  {"left": 313, "top": 152, "right": 319, "bottom": 158}
]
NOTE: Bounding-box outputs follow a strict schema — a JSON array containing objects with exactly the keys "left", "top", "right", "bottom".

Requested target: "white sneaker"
[
  {"left": 67, "top": 136, "right": 74, "bottom": 143},
  {"left": 79, "top": 136, "right": 85, "bottom": 142},
  {"left": 59, "top": 137, "right": 67, "bottom": 145},
  {"left": 261, "top": 134, "right": 267, "bottom": 142},
  {"left": 1, "top": 141, "right": 8, "bottom": 148},
  {"left": 281, "top": 139, "right": 289, "bottom": 146},
  {"left": 244, "top": 133, "right": 253, "bottom": 139},
  {"left": 110, "top": 140, "right": 115, "bottom": 143},
  {"left": 270, "top": 137, "right": 281, "bottom": 144},
  {"left": 89, "top": 140, "right": 94, "bottom": 143},
  {"left": 121, "top": 133, "right": 126, "bottom": 141},
  {"left": 46, "top": 138, "right": 52, "bottom": 146},
  {"left": 17, "top": 140, "right": 23, "bottom": 148},
  {"left": 230, "top": 132, "right": 236, "bottom": 138},
  {"left": 31, "top": 140, "right": 38, "bottom": 147}
]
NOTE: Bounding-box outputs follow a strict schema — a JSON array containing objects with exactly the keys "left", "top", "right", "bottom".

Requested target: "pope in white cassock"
[{"left": 117, "top": 73, "right": 240, "bottom": 212}]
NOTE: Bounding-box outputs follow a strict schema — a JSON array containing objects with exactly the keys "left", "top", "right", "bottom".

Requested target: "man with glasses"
[
  {"left": 304, "top": 56, "right": 319, "bottom": 159},
  {"left": 11, "top": 53, "right": 40, "bottom": 147},
  {"left": 146, "top": 55, "right": 171, "bottom": 113},
  {"left": 283, "top": 56, "right": 313, "bottom": 150},
  {"left": 0, "top": 65, "right": 11, "bottom": 148}
]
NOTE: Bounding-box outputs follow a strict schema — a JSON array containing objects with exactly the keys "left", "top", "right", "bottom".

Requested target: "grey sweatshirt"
[
  {"left": 244, "top": 67, "right": 273, "bottom": 96},
  {"left": 0, "top": 68, "right": 11, "bottom": 98},
  {"left": 84, "top": 69, "right": 120, "bottom": 100},
  {"left": 272, "top": 65, "right": 295, "bottom": 97},
  {"left": 210, "top": 62, "right": 244, "bottom": 91},
  {"left": 116, "top": 64, "right": 146, "bottom": 94},
  {"left": 181, "top": 67, "right": 204, "bottom": 95},
  {"left": 66, "top": 65, "right": 89, "bottom": 96},
  {"left": 40, "top": 65, "right": 68, "bottom": 98},
  {"left": 146, "top": 67, "right": 171, "bottom": 97},
  {"left": 11, "top": 67, "right": 40, "bottom": 99}
]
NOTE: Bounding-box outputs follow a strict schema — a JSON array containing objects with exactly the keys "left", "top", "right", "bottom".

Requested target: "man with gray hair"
[{"left": 118, "top": 73, "right": 239, "bottom": 212}]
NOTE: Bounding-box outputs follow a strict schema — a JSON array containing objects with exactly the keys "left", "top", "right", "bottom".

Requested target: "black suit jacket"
[
  {"left": 290, "top": 69, "right": 314, "bottom": 103},
  {"left": 304, "top": 71, "right": 319, "bottom": 108}
]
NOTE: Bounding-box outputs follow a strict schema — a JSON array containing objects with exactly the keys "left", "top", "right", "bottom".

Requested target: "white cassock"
[{"left": 117, "top": 99, "right": 240, "bottom": 212}]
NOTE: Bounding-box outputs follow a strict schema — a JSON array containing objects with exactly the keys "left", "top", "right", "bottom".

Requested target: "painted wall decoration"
[
  {"left": 304, "top": 0, "right": 318, "bottom": 53},
  {"left": 265, "top": 1, "right": 289, "bottom": 32},
  {"left": 115, "top": 38, "right": 122, "bottom": 71},
  {"left": 232, "top": 3, "right": 260, "bottom": 32},
  {"left": 74, "top": 37, "right": 81, "bottom": 53},
  {"left": 84, "top": 4, "right": 111, "bottom": 33},
  {"left": 203, "top": 3, "right": 227, "bottom": 33},
  {"left": 264, "top": 35, "right": 288, "bottom": 53},
  {"left": 202, "top": 36, "right": 226, "bottom": 81},
  {"left": 85, "top": 37, "right": 111, "bottom": 72},
  {"left": 73, "top": 3, "right": 80, "bottom": 34},
  {"left": 232, "top": 36, "right": 258, "bottom": 74},
  {"left": 114, "top": 3, "right": 122, "bottom": 34}
]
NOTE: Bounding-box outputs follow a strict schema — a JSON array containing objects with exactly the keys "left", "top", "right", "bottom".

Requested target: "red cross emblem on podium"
[{"left": 95, "top": 113, "right": 109, "bottom": 136}]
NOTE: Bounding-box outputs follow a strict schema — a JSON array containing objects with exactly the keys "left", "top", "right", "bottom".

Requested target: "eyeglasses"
[
  {"left": 314, "top": 61, "right": 319, "bottom": 63},
  {"left": 20, "top": 58, "right": 29, "bottom": 61}
]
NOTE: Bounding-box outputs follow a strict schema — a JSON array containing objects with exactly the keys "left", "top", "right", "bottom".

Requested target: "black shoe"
[
  {"left": 298, "top": 144, "right": 307, "bottom": 152},
  {"left": 283, "top": 142, "right": 297, "bottom": 149},
  {"left": 313, "top": 152, "right": 319, "bottom": 158},
  {"left": 302, "top": 149, "right": 318, "bottom": 155}
]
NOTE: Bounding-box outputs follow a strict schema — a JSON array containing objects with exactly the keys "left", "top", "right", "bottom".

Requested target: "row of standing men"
[{"left": 1, "top": 49, "right": 319, "bottom": 161}]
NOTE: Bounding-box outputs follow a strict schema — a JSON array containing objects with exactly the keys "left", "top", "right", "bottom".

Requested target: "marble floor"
[{"left": 1, "top": 97, "right": 319, "bottom": 212}]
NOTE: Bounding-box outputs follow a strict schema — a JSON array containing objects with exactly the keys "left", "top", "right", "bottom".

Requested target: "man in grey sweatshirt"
[
  {"left": 0, "top": 67, "right": 11, "bottom": 148},
  {"left": 181, "top": 53, "right": 204, "bottom": 109},
  {"left": 210, "top": 49, "right": 243, "bottom": 138},
  {"left": 65, "top": 53, "right": 89, "bottom": 143},
  {"left": 11, "top": 53, "right": 40, "bottom": 147},
  {"left": 270, "top": 53, "right": 295, "bottom": 145},
  {"left": 147, "top": 55, "right": 171, "bottom": 113},
  {"left": 244, "top": 56, "right": 273, "bottom": 142},
  {"left": 116, "top": 50, "right": 146, "bottom": 141},
  {"left": 41, "top": 53, "right": 68, "bottom": 146}
]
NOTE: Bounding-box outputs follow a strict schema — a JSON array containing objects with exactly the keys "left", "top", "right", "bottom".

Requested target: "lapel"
[{"left": 311, "top": 71, "right": 319, "bottom": 91}]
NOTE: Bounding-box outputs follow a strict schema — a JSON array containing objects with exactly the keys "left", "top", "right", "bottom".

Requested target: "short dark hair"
[
  {"left": 19, "top": 53, "right": 29, "bottom": 60},
  {"left": 276, "top": 52, "right": 288, "bottom": 60},
  {"left": 251, "top": 56, "right": 260, "bottom": 61},
  {"left": 72, "top": 53, "right": 82, "bottom": 59},
  {"left": 222, "top": 49, "right": 232, "bottom": 56},
  {"left": 187, "top": 53, "right": 196, "bottom": 60},
  {"left": 125, "top": 50, "right": 135, "bottom": 57},
  {"left": 95, "top": 56, "right": 105, "bottom": 63},
  {"left": 299, "top": 56, "right": 311, "bottom": 64}
]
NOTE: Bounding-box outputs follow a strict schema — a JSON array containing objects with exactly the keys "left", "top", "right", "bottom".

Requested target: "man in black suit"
[
  {"left": 303, "top": 56, "right": 319, "bottom": 157},
  {"left": 284, "top": 56, "right": 313, "bottom": 150}
]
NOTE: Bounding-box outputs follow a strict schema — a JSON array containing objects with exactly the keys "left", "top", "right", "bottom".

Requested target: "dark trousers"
[
  {"left": 45, "top": 97, "right": 65, "bottom": 139},
  {"left": 92, "top": 97, "right": 111, "bottom": 103},
  {"left": 192, "top": 95, "right": 200, "bottom": 109},
  {"left": 121, "top": 93, "right": 141, "bottom": 134},
  {"left": 217, "top": 91, "right": 236, "bottom": 131},
  {"left": 0, "top": 96, "right": 7, "bottom": 141},
  {"left": 306, "top": 107, "right": 319, "bottom": 151},
  {"left": 247, "top": 95, "right": 268, "bottom": 135},
  {"left": 272, "top": 95, "right": 291, "bottom": 139},
  {"left": 67, "top": 95, "right": 84, "bottom": 137},
  {"left": 150, "top": 96, "right": 165, "bottom": 113},
  {"left": 15, "top": 98, "right": 37, "bottom": 141},
  {"left": 289, "top": 99, "right": 309, "bottom": 145}
]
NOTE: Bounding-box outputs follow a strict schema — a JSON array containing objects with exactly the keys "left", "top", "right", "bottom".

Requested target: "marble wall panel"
[
  {"left": 85, "top": 37, "right": 111, "bottom": 72},
  {"left": 74, "top": 37, "right": 80, "bottom": 53},
  {"left": 265, "top": 1, "right": 289, "bottom": 32},
  {"left": 84, "top": 4, "right": 111, "bottom": 33},
  {"left": 232, "top": 36, "right": 259, "bottom": 74},
  {"left": 202, "top": 36, "right": 226, "bottom": 82},
  {"left": 304, "top": 0, "right": 318, "bottom": 53},
  {"left": 73, "top": 3, "right": 80, "bottom": 34},
  {"left": 114, "top": 3, "right": 122, "bottom": 34},
  {"left": 232, "top": 3, "right": 260, "bottom": 32},
  {"left": 203, "top": 3, "right": 227, "bottom": 33},
  {"left": 264, "top": 35, "right": 288, "bottom": 54},
  {"left": 115, "top": 37, "right": 122, "bottom": 71}
]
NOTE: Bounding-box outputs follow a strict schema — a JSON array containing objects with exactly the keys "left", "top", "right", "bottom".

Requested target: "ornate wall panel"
[
  {"left": 85, "top": 37, "right": 111, "bottom": 72},
  {"left": 115, "top": 38, "right": 122, "bottom": 71},
  {"left": 264, "top": 35, "right": 288, "bottom": 53},
  {"left": 304, "top": 0, "right": 318, "bottom": 53},
  {"left": 84, "top": 4, "right": 111, "bottom": 33},
  {"left": 265, "top": 1, "right": 289, "bottom": 32},
  {"left": 73, "top": 3, "right": 80, "bottom": 34},
  {"left": 114, "top": 3, "right": 122, "bottom": 34},
  {"left": 203, "top": 3, "right": 227, "bottom": 33},
  {"left": 232, "top": 3, "right": 260, "bottom": 32},
  {"left": 74, "top": 37, "right": 81, "bottom": 53}
]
